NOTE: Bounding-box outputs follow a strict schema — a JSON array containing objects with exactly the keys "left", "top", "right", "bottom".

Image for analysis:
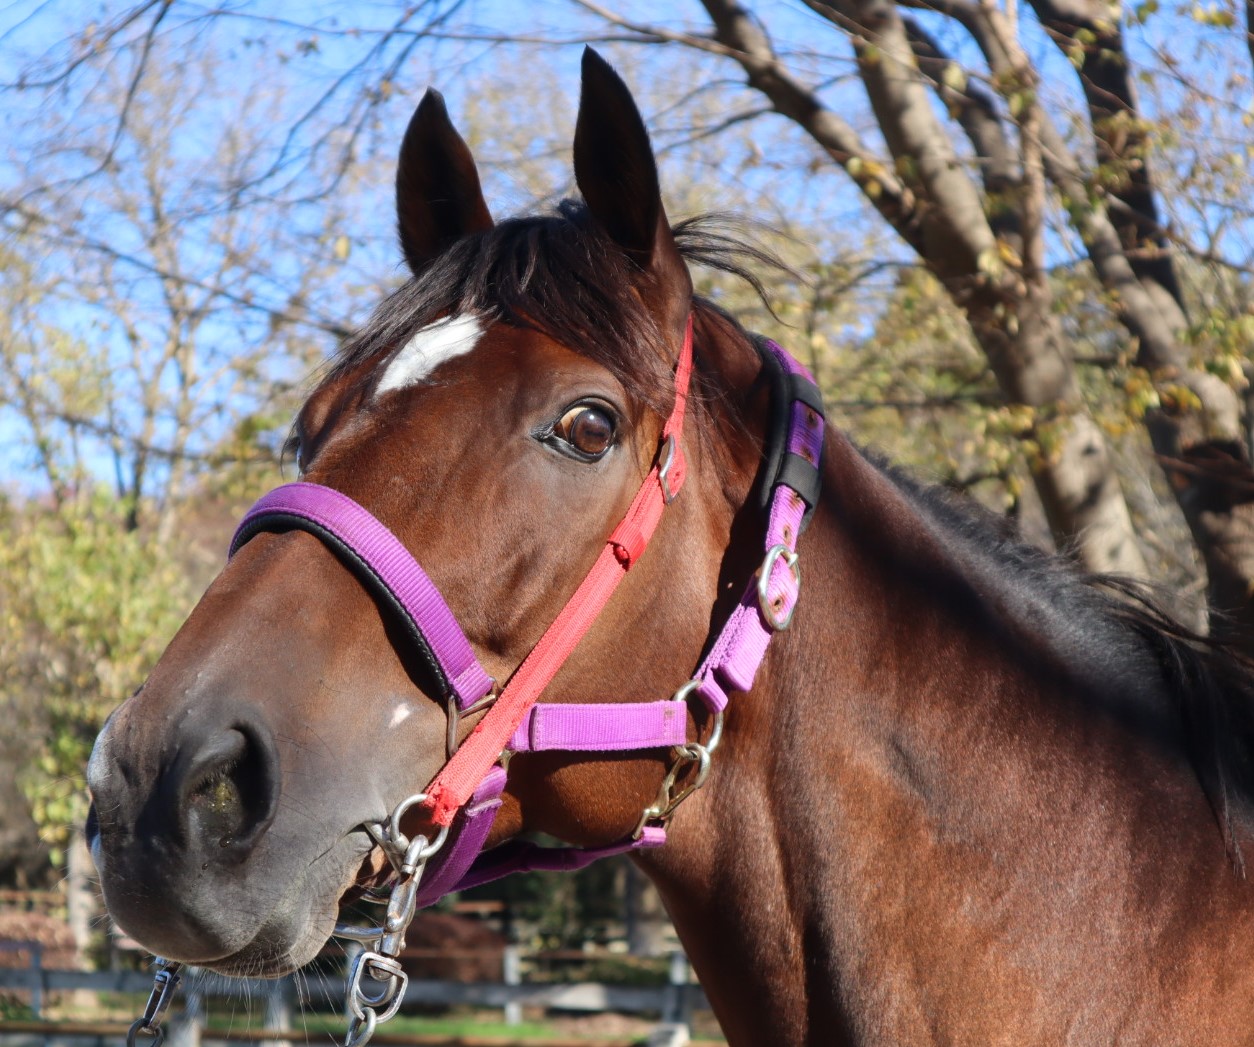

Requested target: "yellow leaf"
[{"left": 940, "top": 62, "right": 967, "bottom": 94}]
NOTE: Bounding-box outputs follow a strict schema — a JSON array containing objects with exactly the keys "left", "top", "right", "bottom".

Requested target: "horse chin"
[
  {"left": 207, "top": 838, "right": 375, "bottom": 978},
  {"left": 99, "top": 829, "right": 370, "bottom": 979},
  {"left": 203, "top": 934, "right": 325, "bottom": 979}
]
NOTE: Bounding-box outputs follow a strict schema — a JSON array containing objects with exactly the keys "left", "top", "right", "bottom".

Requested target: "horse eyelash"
[{"left": 280, "top": 433, "right": 302, "bottom": 474}]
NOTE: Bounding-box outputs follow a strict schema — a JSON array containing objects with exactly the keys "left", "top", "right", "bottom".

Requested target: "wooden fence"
[{"left": 0, "top": 948, "right": 707, "bottom": 1047}]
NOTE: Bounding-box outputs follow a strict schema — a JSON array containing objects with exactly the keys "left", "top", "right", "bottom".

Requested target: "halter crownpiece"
[{"left": 219, "top": 320, "right": 825, "bottom": 1046}]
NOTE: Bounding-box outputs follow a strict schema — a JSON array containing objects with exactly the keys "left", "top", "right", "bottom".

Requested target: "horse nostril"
[
  {"left": 181, "top": 725, "right": 278, "bottom": 856},
  {"left": 189, "top": 763, "right": 245, "bottom": 847}
]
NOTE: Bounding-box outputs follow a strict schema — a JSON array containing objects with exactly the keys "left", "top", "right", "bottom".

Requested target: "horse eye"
[{"left": 554, "top": 405, "right": 615, "bottom": 459}]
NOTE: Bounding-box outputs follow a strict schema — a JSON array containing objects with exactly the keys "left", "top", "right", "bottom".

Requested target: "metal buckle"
[
  {"left": 671, "top": 679, "right": 724, "bottom": 754},
  {"left": 756, "top": 544, "right": 801, "bottom": 631},
  {"left": 657, "top": 434, "right": 679, "bottom": 504},
  {"left": 632, "top": 742, "right": 711, "bottom": 839},
  {"left": 446, "top": 687, "right": 498, "bottom": 759},
  {"left": 356, "top": 794, "right": 450, "bottom": 880}
]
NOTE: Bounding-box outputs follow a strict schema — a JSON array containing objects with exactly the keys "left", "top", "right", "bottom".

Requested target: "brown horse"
[{"left": 87, "top": 49, "right": 1254, "bottom": 1045}]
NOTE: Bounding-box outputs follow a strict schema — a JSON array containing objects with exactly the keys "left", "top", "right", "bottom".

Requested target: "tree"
[
  {"left": 0, "top": 35, "right": 372, "bottom": 884},
  {"left": 10, "top": 1, "right": 1249, "bottom": 634},
  {"left": 562, "top": 0, "right": 1254, "bottom": 643}
]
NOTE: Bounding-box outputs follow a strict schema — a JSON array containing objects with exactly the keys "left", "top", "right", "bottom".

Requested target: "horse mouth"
[{"left": 179, "top": 834, "right": 380, "bottom": 978}]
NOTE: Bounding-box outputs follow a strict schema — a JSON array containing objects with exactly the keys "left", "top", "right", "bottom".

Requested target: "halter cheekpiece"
[{"left": 224, "top": 317, "right": 826, "bottom": 1046}]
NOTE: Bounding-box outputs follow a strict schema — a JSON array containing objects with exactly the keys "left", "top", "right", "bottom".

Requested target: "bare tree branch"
[
  {"left": 1026, "top": 0, "right": 1187, "bottom": 331},
  {"left": 3, "top": 198, "right": 352, "bottom": 340}
]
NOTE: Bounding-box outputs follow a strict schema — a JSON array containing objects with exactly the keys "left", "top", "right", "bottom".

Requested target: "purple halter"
[{"left": 229, "top": 337, "right": 825, "bottom": 906}]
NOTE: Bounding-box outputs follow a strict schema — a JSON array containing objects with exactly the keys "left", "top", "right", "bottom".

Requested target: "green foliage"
[
  {"left": 0, "top": 489, "right": 195, "bottom": 862},
  {"left": 0, "top": 995, "right": 34, "bottom": 1021}
]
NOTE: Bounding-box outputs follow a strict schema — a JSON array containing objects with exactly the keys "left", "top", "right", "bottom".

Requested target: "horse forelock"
[
  {"left": 322, "top": 203, "right": 667, "bottom": 411},
  {"left": 317, "top": 206, "right": 784, "bottom": 424}
]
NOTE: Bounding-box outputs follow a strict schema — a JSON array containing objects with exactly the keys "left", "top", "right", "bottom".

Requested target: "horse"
[{"left": 86, "top": 48, "right": 1254, "bottom": 1046}]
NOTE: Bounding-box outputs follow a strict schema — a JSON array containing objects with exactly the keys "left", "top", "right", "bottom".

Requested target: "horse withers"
[{"left": 87, "top": 49, "right": 1254, "bottom": 1046}]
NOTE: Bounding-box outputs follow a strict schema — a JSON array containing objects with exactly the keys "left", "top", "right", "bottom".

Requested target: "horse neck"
[{"left": 638, "top": 425, "right": 1249, "bottom": 1046}]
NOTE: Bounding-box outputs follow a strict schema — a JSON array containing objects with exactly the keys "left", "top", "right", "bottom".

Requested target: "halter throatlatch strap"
[{"left": 420, "top": 316, "right": 695, "bottom": 826}]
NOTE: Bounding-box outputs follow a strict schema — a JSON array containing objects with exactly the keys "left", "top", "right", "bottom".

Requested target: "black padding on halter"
[
  {"left": 786, "top": 373, "right": 826, "bottom": 419},
  {"left": 753, "top": 335, "right": 826, "bottom": 533},
  {"left": 777, "top": 452, "right": 824, "bottom": 511},
  {"left": 755, "top": 337, "right": 789, "bottom": 512},
  {"left": 232, "top": 513, "right": 452, "bottom": 700}
]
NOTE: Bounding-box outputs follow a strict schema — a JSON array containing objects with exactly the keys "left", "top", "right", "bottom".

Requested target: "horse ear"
[
  {"left": 396, "top": 89, "right": 494, "bottom": 276},
  {"left": 573, "top": 49, "right": 687, "bottom": 298}
]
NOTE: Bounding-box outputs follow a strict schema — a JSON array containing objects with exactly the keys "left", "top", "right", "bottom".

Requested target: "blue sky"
[{"left": 1, "top": 0, "right": 1250, "bottom": 500}]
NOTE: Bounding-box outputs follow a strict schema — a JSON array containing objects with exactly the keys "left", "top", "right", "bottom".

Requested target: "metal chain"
[
  {"left": 335, "top": 792, "right": 447, "bottom": 1047},
  {"left": 127, "top": 959, "right": 182, "bottom": 1047}
]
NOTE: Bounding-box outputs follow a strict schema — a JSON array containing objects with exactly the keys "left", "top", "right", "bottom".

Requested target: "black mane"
[{"left": 882, "top": 458, "right": 1254, "bottom": 865}]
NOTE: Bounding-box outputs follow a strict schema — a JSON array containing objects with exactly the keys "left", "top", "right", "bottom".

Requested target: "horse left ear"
[
  {"left": 396, "top": 88, "right": 494, "bottom": 276},
  {"left": 573, "top": 49, "right": 690, "bottom": 323}
]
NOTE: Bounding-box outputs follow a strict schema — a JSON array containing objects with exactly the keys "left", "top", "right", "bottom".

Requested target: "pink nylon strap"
[
  {"left": 508, "top": 700, "right": 689, "bottom": 752},
  {"left": 421, "top": 317, "right": 695, "bottom": 827}
]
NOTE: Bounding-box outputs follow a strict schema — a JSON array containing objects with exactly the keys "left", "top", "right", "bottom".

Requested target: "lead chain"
[
  {"left": 127, "top": 959, "right": 182, "bottom": 1047},
  {"left": 340, "top": 795, "right": 447, "bottom": 1047}
]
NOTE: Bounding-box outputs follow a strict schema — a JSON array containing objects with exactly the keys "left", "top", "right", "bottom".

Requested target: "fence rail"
[
  {"left": 0, "top": 966, "right": 706, "bottom": 1014},
  {"left": 0, "top": 1021, "right": 648, "bottom": 1047},
  {"left": 0, "top": 951, "right": 707, "bottom": 1047}
]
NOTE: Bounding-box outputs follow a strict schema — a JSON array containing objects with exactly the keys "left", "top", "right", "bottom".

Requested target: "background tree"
[{"left": 573, "top": 0, "right": 1254, "bottom": 640}]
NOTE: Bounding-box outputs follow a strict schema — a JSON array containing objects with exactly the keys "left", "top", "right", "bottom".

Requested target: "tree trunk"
[
  {"left": 797, "top": 0, "right": 1148, "bottom": 575},
  {"left": 1026, "top": 0, "right": 1254, "bottom": 648}
]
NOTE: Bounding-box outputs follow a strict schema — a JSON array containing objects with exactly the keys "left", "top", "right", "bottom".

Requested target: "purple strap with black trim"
[
  {"left": 231, "top": 484, "right": 494, "bottom": 712},
  {"left": 689, "top": 341, "right": 823, "bottom": 715},
  {"left": 229, "top": 337, "right": 823, "bottom": 906}
]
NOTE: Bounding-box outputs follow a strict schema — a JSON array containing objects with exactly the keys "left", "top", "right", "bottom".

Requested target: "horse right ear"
[
  {"left": 396, "top": 89, "right": 494, "bottom": 276},
  {"left": 573, "top": 49, "right": 690, "bottom": 337}
]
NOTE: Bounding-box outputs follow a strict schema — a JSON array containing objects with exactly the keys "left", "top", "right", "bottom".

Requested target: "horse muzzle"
[{"left": 85, "top": 698, "right": 344, "bottom": 969}]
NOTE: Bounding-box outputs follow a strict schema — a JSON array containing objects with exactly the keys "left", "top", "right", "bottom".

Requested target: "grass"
[{"left": 205, "top": 1012, "right": 562, "bottom": 1039}]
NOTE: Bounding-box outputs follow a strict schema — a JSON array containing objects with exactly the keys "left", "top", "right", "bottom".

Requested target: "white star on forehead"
[{"left": 374, "top": 314, "right": 483, "bottom": 397}]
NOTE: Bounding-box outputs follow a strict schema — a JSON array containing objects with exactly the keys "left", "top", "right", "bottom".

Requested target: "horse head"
[{"left": 85, "top": 49, "right": 768, "bottom": 976}]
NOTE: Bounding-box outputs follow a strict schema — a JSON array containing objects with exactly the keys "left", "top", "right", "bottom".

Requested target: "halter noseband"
[{"left": 226, "top": 319, "right": 824, "bottom": 1042}]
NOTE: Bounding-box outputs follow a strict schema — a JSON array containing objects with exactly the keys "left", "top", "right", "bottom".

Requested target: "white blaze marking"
[
  {"left": 375, "top": 314, "right": 483, "bottom": 397},
  {"left": 388, "top": 703, "right": 414, "bottom": 729}
]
